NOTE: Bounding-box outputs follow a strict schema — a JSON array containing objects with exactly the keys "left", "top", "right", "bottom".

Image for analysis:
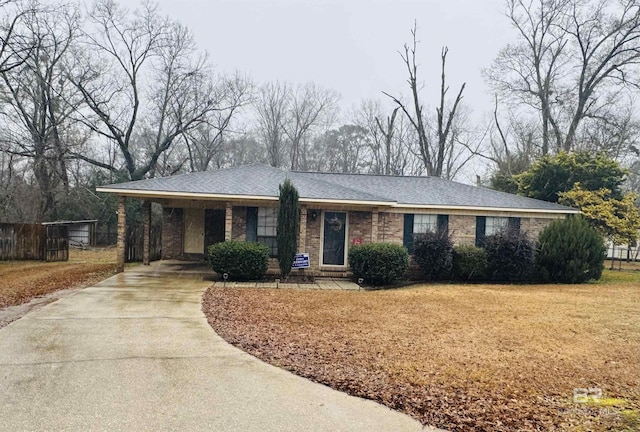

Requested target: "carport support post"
[
  {"left": 224, "top": 202, "right": 232, "bottom": 241},
  {"left": 142, "top": 200, "right": 151, "bottom": 265},
  {"left": 298, "top": 206, "right": 307, "bottom": 278},
  {"left": 298, "top": 205, "right": 307, "bottom": 252},
  {"left": 116, "top": 195, "right": 126, "bottom": 273}
]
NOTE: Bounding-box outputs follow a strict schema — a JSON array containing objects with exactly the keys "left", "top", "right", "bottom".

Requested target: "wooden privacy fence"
[
  {"left": 0, "top": 223, "right": 69, "bottom": 261},
  {"left": 45, "top": 225, "right": 69, "bottom": 261},
  {"left": 125, "top": 225, "right": 161, "bottom": 263}
]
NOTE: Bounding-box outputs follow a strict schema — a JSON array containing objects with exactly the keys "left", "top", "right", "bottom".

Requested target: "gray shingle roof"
[{"left": 98, "top": 164, "right": 577, "bottom": 213}]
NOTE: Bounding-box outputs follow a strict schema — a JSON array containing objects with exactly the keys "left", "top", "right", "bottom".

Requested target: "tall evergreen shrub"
[
  {"left": 536, "top": 216, "right": 606, "bottom": 283},
  {"left": 276, "top": 179, "right": 300, "bottom": 278}
]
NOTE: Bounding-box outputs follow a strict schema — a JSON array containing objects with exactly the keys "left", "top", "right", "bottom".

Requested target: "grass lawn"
[
  {"left": 0, "top": 248, "right": 117, "bottom": 309},
  {"left": 203, "top": 268, "right": 640, "bottom": 432}
]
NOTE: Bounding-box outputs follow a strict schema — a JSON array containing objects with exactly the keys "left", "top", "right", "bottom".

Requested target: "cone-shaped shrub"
[
  {"left": 536, "top": 216, "right": 606, "bottom": 283},
  {"left": 277, "top": 179, "right": 300, "bottom": 278}
]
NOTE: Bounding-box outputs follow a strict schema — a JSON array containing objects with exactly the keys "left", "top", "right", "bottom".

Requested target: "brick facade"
[
  {"left": 161, "top": 207, "right": 183, "bottom": 259},
  {"left": 348, "top": 211, "right": 372, "bottom": 245},
  {"left": 305, "top": 210, "right": 321, "bottom": 273},
  {"left": 116, "top": 196, "right": 126, "bottom": 273},
  {"left": 157, "top": 202, "right": 565, "bottom": 277},
  {"left": 378, "top": 212, "right": 403, "bottom": 244},
  {"left": 232, "top": 206, "right": 246, "bottom": 241},
  {"left": 521, "top": 216, "right": 560, "bottom": 240},
  {"left": 449, "top": 215, "right": 477, "bottom": 246}
]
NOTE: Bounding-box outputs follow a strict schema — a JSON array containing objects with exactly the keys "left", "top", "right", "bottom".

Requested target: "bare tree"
[
  {"left": 183, "top": 73, "right": 252, "bottom": 172},
  {"left": 0, "top": 1, "right": 82, "bottom": 219},
  {"left": 254, "top": 80, "right": 289, "bottom": 168},
  {"left": 68, "top": 0, "right": 235, "bottom": 180},
  {"left": 384, "top": 24, "right": 467, "bottom": 178},
  {"left": 487, "top": 0, "right": 640, "bottom": 154},
  {"left": 283, "top": 82, "right": 339, "bottom": 170},
  {"left": 0, "top": 0, "right": 37, "bottom": 74},
  {"left": 353, "top": 99, "right": 419, "bottom": 175}
]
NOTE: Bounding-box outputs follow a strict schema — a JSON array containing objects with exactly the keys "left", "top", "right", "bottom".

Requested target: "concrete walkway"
[
  {"left": 0, "top": 269, "right": 425, "bottom": 431},
  {"left": 144, "top": 259, "right": 361, "bottom": 290}
]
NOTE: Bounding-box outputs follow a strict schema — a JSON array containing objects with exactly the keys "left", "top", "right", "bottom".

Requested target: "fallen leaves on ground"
[
  {"left": 0, "top": 248, "right": 117, "bottom": 308},
  {"left": 202, "top": 276, "right": 640, "bottom": 432}
]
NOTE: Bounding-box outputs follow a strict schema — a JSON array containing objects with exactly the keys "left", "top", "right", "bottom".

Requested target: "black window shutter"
[
  {"left": 475, "top": 216, "right": 486, "bottom": 247},
  {"left": 246, "top": 207, "right": 258, "bottom": 242},
  {"left": 437, "top": 214, "right": 449, "bottom": 235},
  {"left": 403, "top": 214, "right": 414, "bottom": 253},
  {"left": 508, "top": 217, "right": 521, "bottom": 233}
]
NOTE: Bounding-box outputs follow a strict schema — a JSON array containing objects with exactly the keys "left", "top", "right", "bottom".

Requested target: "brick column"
[
  {"left": 371, "top": 208, "right": 379, "bottom": 242},
  {"left": 299, "top": 205, "right": 307, "bottom": 252},
  {"left": 116, "top": 195, "right": 126, "bottom": 273},
  {"left": 142, "top": 200, "right": 151, "bottom": 265},
  {"left": 224, "top": 202, "right": 233, "bottom": 241}
]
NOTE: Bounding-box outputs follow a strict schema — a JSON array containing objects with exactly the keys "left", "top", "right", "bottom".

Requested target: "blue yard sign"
[{"left": 292, "top": 253, "right": 310, "bottom": 269}]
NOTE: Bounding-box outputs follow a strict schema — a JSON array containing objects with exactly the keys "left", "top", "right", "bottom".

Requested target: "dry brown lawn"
[
  {"left": 203, "top": 270, "right": 640, "bottom": 432},
  {"left": 0, "top": 247, "right": 117, "bottom": 308}
]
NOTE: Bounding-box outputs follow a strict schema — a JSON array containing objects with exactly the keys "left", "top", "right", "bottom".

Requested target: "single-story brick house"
[{"left": 97, "top": 164, "right": 579, "bottom": 275}]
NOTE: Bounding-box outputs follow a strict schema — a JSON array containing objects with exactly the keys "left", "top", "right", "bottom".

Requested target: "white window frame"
[
  {"left": 485, "top": 216, "right": 509, "bottom": 236},
  {"left": 413, "top": 214, "right": 438, "bottom": 234},
  {"left": 319, "top": 210, "right": 349, "bottom": 268},
  {"left": 257, "top": 207, "right": 278, "bottom": 257}
]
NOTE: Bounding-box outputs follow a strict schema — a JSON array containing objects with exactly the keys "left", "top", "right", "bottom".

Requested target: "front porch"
[{"left": 115, "top": 195, "right": 392, "bottom": 278}]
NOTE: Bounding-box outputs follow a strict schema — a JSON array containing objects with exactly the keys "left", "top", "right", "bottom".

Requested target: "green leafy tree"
[
  {"left": 560, "top": 186, "right": 640, "bottom": 269},
  {"left": 276, "top": 179, "right": 300, "bottom": 278},
  {"left": 536, "top": 216, "right": 606, "bottom": 283},
  {"left": 517, "top": 152, "right": 626, "bottom": 203}
]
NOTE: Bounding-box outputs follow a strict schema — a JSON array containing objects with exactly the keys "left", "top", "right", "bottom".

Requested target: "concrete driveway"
[{"left": 0, "top": 268, "right": 425, "bottom": 431}]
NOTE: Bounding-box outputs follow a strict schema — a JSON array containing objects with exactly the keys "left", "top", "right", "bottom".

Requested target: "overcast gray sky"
[{"left": 155, "top": 0, "right": 512, "bottom": 117}]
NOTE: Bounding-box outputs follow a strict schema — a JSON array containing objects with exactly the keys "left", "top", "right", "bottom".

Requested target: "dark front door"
[
  {"left": 204, "top": 209, "right": 225, "bottom": 252},
  {"left": 322, "top": 211, "right": 347, "bottom": 266}
]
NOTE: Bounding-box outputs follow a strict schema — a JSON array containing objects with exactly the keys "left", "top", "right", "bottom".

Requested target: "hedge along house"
[{"left": 96, "top": 164, "right": 579, "bottom": 275}]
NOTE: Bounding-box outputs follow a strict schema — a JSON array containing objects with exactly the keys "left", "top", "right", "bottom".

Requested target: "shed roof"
[{"left": 96, "top": 165, "right": 577, "bottom": 214}]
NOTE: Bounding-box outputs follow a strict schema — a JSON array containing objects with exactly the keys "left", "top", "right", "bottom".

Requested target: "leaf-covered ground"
[
  {"left": 203, "top": 272, "right": 640, "bottom": 431},
  {"left": 0, "top": 248, "right": 117, "bottom": 309}
]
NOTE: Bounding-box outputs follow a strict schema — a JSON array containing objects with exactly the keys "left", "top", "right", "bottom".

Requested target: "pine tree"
[
  {"left": 277, "top": 179, "right": 300, "bottom": 278},
  {"left": 536, "top": 216, "right": 606, "bottom": 283}
]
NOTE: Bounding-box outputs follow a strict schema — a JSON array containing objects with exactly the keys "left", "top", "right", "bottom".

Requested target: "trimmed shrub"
[
  {"left": 207, "top": 241, "right": 269, "bottom": 281},
  {"left": 277, "top": 179, "right": 300, "bottom": 278},
  {"left": 412, "top": 231, "right": 454, "bottom": 280},
  {"left": 484, "top": 229, "right": 535, "bottom": 282},
  {"left": 452, "top": 245, "right": 488, "bottom": 282},
  {"left": 348, "top": 242, "right": 409, "bottom": 286},
  {"left": 536, "top": 216, "right": 606, "bottom": 283}
]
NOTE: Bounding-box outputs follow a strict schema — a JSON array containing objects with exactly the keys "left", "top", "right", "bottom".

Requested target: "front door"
[
  {"left": 322, "top": 211, "right": 347, "bottom": 266},
  {"left": 204, "top": 209, "right": 226, "bottom": 252}
]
